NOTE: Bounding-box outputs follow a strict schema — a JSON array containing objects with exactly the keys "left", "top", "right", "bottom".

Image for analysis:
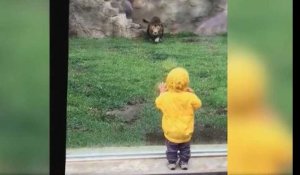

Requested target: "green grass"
[
  {"left": 0, "top": 1, "right": 49, "bottom": 173},
  {"left": 67, "top": 34, "right": 227, "bottom": 148},
  {"left": 229, "top": 0, "right": 292, "bottom": 127}
]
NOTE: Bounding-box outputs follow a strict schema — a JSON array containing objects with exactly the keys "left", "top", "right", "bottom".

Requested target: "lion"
[{"left": 143, "top": 16, "right": 164, "bottom": 43}]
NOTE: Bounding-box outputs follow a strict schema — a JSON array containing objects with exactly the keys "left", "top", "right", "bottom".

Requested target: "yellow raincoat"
[{"left": 155, "top": 67, "right": 202, "bottom": 143}]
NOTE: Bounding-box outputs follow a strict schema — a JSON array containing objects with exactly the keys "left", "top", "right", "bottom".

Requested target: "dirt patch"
[
  {"left": 151, "top": 52, "right": 169, "bottom": 60},
  {"left": 181, "top": 37, "right": 213, "bottom": 43},
  {"left": 145, "top": 126, "right": 227, "bottom": 145},
  {"left": 106, "top": 99, "right": 145, "bottom": 123},
  {"left": 216, "top": 108, "right": 227, "bottom": 115},
  {"left": 193, "top": 127, "right": 227, "bottom": 144},
  {"left": 182, "top": 38, "right": 202, "bottom": 43}
]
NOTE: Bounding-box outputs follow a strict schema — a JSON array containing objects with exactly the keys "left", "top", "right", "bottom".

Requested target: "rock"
[
  {"left": 103, "top": 1, "right": 119, "bottom": 17},
  {"left": 69, "top": 0, "right": 227, "bottom": 38},
  {"left": 121, "top": 0, "right": 134, "bottom": 18},
  {"left": 211, "top": 0, "right": 227, "bottom": 14},
  {"left": 194, "top": 10, "right": 227, "bottom": 36},
  {"left": 130, "top": 0, "right": 226, "bottom": 35},
  {"left": 188, "top": 0, "right": 212, "bottom": 18},
  {"left": 69, "top": 0, "right": 143, "bottom": 38},
  {"left": 132, "top": 0, "right": 145, "bottom": 9},
  {"left": 111, "top": 14, "right": 143, "bottom": 37}
]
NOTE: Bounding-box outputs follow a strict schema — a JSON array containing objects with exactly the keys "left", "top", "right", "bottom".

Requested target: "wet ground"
[{"left": 145, "top": 127, "right": 227, "bottom": 145}]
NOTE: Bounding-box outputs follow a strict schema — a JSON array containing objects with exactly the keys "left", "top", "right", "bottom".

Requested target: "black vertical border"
[
  {"left": 50, "top": 0, "right": 69, "bottom": 174},
  {"left": 293, "top": 0, "right": 298, "bottom": 174}
]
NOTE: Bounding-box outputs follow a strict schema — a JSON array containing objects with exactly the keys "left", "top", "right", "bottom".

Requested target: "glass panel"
[{"left": 66, "top": 0, "right": 227, "bottom": 149}]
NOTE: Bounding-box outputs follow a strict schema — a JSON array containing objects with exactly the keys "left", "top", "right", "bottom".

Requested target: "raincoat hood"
[{"left": 166, "top": 67, "right": 189, "bottom": 92}]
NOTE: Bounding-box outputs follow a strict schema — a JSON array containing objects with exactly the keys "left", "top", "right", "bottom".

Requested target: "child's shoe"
[
  {"left": 179, "top": 161, "right": 188, "bottom": 170},
  {"left": 167, "top": 163, "right": 176, "bottom": 170}
]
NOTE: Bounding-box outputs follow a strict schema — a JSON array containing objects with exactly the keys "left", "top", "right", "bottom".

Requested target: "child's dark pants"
[{"left": 165, "top": 139, "right": 191, "bottom": 164}]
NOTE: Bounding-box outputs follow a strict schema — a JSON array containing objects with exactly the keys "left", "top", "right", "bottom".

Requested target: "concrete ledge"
[{"left": 66, "top": 144, "right": 227, "bottom": 174}]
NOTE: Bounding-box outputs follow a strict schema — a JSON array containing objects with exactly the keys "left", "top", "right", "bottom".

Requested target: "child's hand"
[
  {"left": 186, "top": 87, "right": 194, "bottom": 93},
  {"left": 158, "top": 82, "right": 167, "bottom": 94}
]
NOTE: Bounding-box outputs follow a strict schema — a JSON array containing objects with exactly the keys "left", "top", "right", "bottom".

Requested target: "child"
[{"left": 155, "top": 67, "right": 202, "bottom": 170}]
